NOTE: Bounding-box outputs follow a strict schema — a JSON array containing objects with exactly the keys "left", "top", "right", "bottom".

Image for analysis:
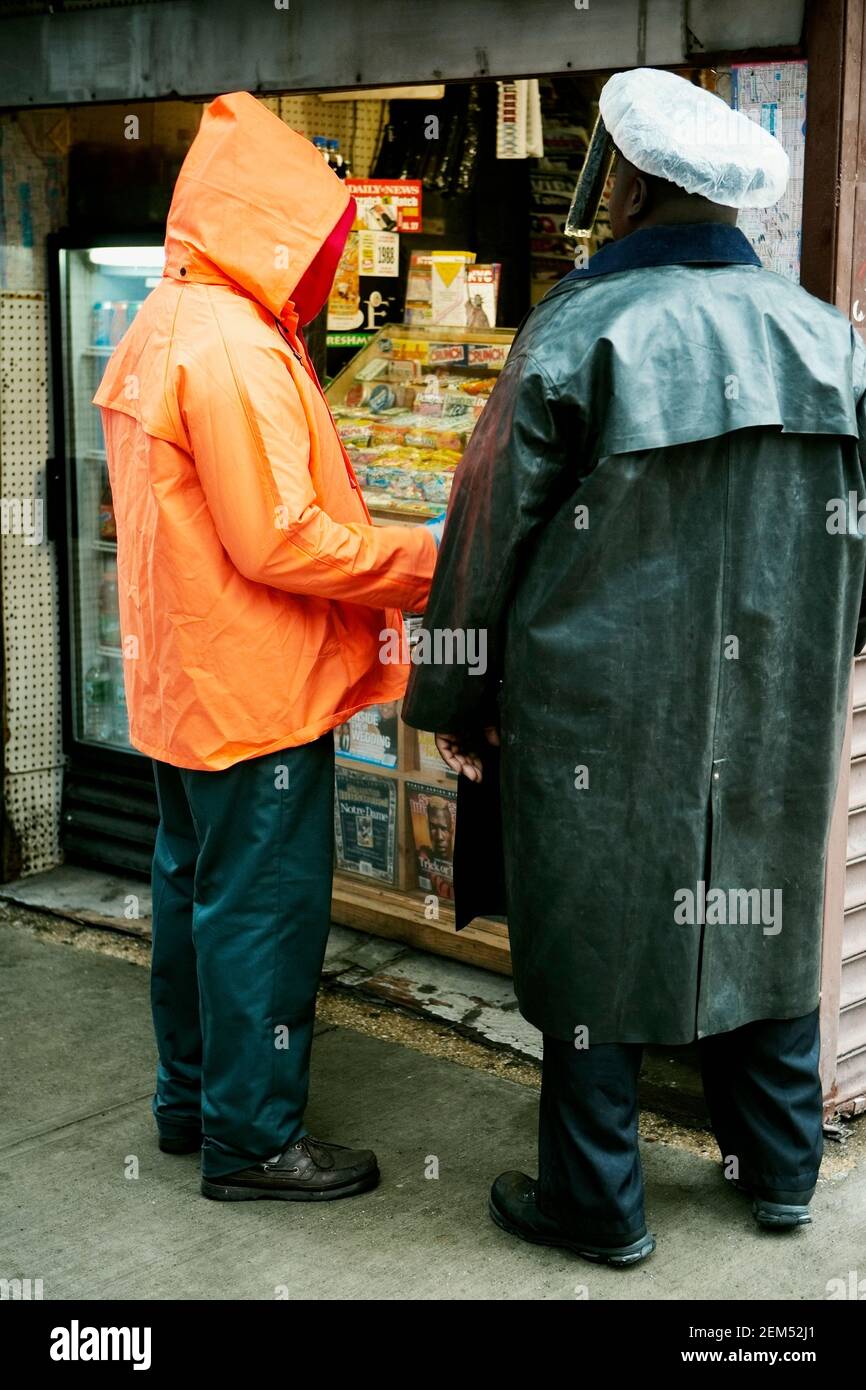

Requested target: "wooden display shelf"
[
  {"left": 331, "top": 871, "right": 511, "bottom": 976},
  {"left": 333, "top": 721, "right": 511, "bottom": 975},
  {"left": 368, "top": 500, "right": 438, "bottom": 524}
]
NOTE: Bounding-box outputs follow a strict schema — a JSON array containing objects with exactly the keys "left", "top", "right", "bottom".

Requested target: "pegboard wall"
[
  {"left": 262, "top": 95, "right": 388, "bottom": 178},
  {"left": 0, "top": 113, "right": 67, "bottom": 293},
  {"left": 0, "top": 292, "right": 64, "bottom": 875}
]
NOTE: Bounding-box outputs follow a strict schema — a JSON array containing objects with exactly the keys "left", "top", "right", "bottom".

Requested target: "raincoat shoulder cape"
[
  {"left": 95, "top": 92, "right": 435, "bottom": 771},
  {"left": 404, "top": 222, "right": 866, "bottom": 1044}
]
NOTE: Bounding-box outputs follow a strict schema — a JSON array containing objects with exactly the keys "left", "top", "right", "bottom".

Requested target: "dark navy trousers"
[
  {"left": 150, "top": 736, "right": 335, "bottom": 1179},
  {"left": 539, "top": 1010, "right": 823, "bottom": 1244}
]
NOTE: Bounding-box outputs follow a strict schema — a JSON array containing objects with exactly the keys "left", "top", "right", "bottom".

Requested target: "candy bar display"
[{"left": 325, "top": 323, "right": 515, "bottom": 518}]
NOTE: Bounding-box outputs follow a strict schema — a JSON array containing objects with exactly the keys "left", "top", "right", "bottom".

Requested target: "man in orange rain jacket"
[{"left": 94, "top": 92, "right": 438, "bottom": 1201}]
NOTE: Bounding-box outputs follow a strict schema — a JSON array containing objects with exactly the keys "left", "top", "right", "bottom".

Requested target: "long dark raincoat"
[{"left": 402, "top": 223, "right": 866, "bottom": 1045}]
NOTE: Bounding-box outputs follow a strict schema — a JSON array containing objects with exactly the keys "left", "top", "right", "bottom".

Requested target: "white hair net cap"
[{"left": 599, "top": 68, "right": 789, "bottom": 209}]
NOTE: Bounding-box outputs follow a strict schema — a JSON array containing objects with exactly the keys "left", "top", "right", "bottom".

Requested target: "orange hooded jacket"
[{"left": 94, "top": 92, "right": 437, "bottom": 771}]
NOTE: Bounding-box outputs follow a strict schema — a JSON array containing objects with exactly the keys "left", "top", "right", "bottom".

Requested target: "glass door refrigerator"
[{"left": 48, "top": 234, "right": 164, "bottom": 874}]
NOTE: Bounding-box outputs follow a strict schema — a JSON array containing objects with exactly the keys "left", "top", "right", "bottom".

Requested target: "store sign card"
[{"left": 358, "top": 229, "right": 400, "bottom": 277}]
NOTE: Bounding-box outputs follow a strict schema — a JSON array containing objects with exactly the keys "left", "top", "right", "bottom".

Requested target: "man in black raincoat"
[{"left": 402, "top": 68, "right": 866, "bottom": 1265}]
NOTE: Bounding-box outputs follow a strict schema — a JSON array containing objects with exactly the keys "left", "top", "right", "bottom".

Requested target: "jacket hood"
[{"left": 163, "top": 91, "right": 352, "bottom": 318}]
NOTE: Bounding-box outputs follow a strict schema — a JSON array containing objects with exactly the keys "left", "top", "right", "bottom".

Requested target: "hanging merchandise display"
[
  {"left": 372, "top": 85, "right": 484, "bottom": 197},
  {"left": 531, "top": 78, "right": 610, "bottom": 303},
  {"left": 451, "top": 83, "right": 486, "bottom": 193},
  {"left": 495, "top": 79, "right": 544, "bottom": 160}
]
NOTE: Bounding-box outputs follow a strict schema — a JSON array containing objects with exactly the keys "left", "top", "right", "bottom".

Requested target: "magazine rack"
[{"left": 325, "top": 322, "right": 515, "bottom": 971}]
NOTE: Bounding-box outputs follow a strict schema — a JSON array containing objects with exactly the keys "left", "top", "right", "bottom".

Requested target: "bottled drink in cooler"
[
  {"left": 98, "top": 475, "right": 116, "bottom": 541},
  {"left": 113, "top": 667, "right": 129, "bottom": 743},
  {"left": 98, "top": 556, "right": 121, "bottom": 647},
  {"left": 83, "top": 660, "right": 114, "bottom": 743},
  {"left": 92, "top": 302, "right": 112, "bottom": 347},
  {"left": 109, "top": 301, "right": 129, "bottom": 346}
]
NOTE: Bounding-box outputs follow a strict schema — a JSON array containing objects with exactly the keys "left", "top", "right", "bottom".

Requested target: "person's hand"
[{"left": 435, "top": 725, "right": 499, "bottom": 782}]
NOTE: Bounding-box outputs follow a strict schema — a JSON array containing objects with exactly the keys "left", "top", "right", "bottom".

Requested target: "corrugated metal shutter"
[{"left": 839, "top": 655, "right": 866, "bottom": 1108}]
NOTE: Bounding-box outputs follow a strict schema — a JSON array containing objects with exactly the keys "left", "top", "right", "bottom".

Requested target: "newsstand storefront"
[{"left": 1, "top": 0, "right": 866, "bottom": 1117}]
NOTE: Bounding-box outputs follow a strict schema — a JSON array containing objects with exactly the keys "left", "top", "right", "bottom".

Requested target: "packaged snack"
[
  {"left": 354, "top": 356, "right": 391, "bottom": 382},
  {"left": 393, "top": 383, "right": 419, "bottom": 410},
  {"left": 337, "top": 422, "right": 373, "bottom": 445},
  {"left": 385, "top": 337, "right": 432, "bottom": 364},
  {"left": 418, "top": 470, "right": 455, "bottom": 503},
  {"left": 381, "top": 445, "right": 425, "bottom": 465},
  {"left": 428, "top": 341, "right": 468, "bottom": 366},
  {"left": 369, "top": 423, "right": 408, "bottom": 446},
  {"left": 367, "top": 383, "right": 398, "bottom": 413},
  {"left": 405, "top": 426, "right": 439, "bottom": 450},
  {"left": 389, "top": 470, "right": 424, "bottom": 499},
  {"left": 385, "top": 358, "right": 421, "bottom": 380},
  {"left": 347, "top": 446, "right": 387, "bottom": 467},
  {"left": 421, "top": 448, "right": 463, "bottom": 468},
  {"left": 467, "top": 341, "right": 509, "bottom": 369},
  {"left": 435, "top": 430, "right": 467, "bottom": 452},
  {"left": 442, "top": 392, "right": 474, "bottom": 419},
  {"left": 414, "top": 395, "right": 445, "bottom": 417}
]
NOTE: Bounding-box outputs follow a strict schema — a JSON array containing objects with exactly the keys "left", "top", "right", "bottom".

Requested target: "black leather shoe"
[
  {"left": 201, "top": 1135, "right": 380, "bottom": 1202},
  {"left": 489, "top": 1171, "right": 656, "bottom": 1266},
  {"left": 158, "top": 1132, "right": 202, "bottom": 1154},
  {"left": 732, "top": 1177, "right": 814, "bottom": 1230}
]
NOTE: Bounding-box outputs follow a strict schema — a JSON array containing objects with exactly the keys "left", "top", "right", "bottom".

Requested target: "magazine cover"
[
  {"left": 327, "top": 232, "right": 361, "bottom": 330},
  {"left": 407, "top": 781, "right": 457, "bottom": 900},
  {"left": 334, "top": 769, "right": 397, "bottom": 883},
  {"left": 404, "top": 251, "right": 433, "bottom": 326},
  {"left": 333, "top": 702, "right": 399, "bottom": 768},
  {"left": 430, "top": 251, "right": 476, "bottom": 326},
  {"left": 416, "top": 729, "right": 456, "bottom": 778},
  {"left": 346, "top": 178, "right": 423, "bottom": 233},
  {"left": 464, "top": 264, "right": 500, "bottom": 328}
]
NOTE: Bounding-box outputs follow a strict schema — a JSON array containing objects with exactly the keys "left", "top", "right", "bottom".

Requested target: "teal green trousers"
[{"left": 150, "top": 736, "right": 335, "bottom": 1178}]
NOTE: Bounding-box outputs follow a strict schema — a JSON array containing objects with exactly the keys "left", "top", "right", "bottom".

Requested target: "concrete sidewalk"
[{"left": 1, "top": 913, "right": 865, "bottom": 1301}]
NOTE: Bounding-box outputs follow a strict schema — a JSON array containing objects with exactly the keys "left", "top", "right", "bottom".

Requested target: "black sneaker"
[
  {"left": 489, "top": 1171, "right": 655, "bottom": 1266},
  {"left": 201, "top": 1135, "right": 379, "bottom": 1202}
]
